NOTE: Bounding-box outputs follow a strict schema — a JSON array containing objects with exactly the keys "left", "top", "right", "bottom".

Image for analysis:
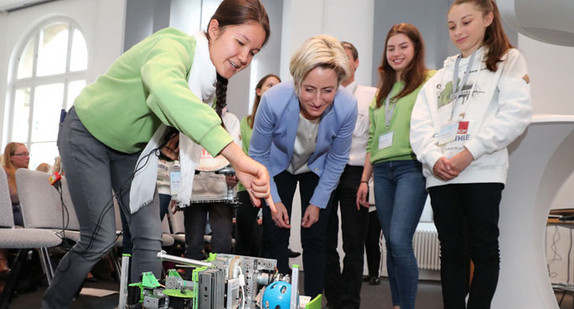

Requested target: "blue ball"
[{"left": 262, "top": 281, "right": 292, "bottom": 309}]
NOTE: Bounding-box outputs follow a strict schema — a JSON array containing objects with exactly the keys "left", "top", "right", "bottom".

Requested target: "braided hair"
[{"left": 215, "top": 73, "right": 229, "bottom": 127}]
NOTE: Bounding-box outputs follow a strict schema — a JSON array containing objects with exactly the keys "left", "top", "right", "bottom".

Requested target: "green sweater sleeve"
[
  {"left": 74, "top": 28, "right": 231, "bottom": 155},
  {"left": 141, "top": 35, "right": 231, "bottom": 156}
]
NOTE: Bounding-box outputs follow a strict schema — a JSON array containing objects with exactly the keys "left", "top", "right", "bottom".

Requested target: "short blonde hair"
[{"left": 289, "top": 35, "right": 350, "bottom": 95}]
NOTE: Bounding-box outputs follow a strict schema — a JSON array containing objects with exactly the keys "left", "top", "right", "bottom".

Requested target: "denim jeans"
[
  {"left": 373, "top": 160, "right": 427, "bottom": 309},
  {"left": 42, "top": 107, "right": 163, "bottom": 309},
  {"left": 429, "top": 183, "right": 503, "bottom": 309}
]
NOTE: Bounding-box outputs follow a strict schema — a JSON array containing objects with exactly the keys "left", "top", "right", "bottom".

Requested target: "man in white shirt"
[{"left": 324, "top": 41, "right": 377, "bottom": 309}]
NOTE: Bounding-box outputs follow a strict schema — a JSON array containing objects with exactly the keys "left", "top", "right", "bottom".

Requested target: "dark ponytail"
[{"left": 215, "top": 74, "right": 228, "bottom": 127}]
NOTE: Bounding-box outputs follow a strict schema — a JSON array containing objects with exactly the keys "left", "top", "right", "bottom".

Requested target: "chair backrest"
[
  {"left": 16, "top": 169, "right": 80, "bottom": 230},
  {"left": 0, "top": 168, "right": 15, "bottom": 228}
]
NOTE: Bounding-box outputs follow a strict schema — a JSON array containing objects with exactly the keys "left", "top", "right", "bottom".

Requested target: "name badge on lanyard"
[
  {"left": 438, "top": 121, "right": 458, "bottom": 145},
  {"left": 438, "top": 120, "right": 471, "bottom": 146},
  {"left": 378, "top": 131, "right": 394, "bottom": 150},
  {"left": 436, "top": 51, "right": 478, "bottom": 146}
]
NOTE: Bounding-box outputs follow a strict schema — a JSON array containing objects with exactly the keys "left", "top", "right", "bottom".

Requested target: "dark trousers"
[
  {"left": 183, "top": 203, "right": 234, "bottom": 261},
  {"left": 262, "top": 171, "right": 333, "bottom": 298},
  {"left": 159, "top": 193, "right": 171, "bottom": 222},
  {"left": 324, "top": 165, "right": 369, "bottom": 309},
  {"left": 234, "top": 190, "right": 263, "bottom": 256},
  {"left": 429, "top": 183, "right": 503, "bottom": 309},
  {"left": 120, "top": 193, "right": 171, "bottom": 254},
  {"left": 365, "top": 210, "right": 381, "bottom": 278}
]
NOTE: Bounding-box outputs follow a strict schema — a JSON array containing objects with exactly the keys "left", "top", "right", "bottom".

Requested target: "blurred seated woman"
[
  {"left": 2, "top": 142, "right": 29, "bottom": 226},
  {"left": 0, "top": 142, "right": 30, "bottom": 289}
]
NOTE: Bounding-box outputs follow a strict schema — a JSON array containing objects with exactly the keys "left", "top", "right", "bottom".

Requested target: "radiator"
[
  {"left": 412, "top": 229, "right": 441, "bottom": 270},
  {"left": 380, "top": 227, "right": 441, "bottom": 272}
]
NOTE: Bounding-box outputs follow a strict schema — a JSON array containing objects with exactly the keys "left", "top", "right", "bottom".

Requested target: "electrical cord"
[
  {"left": 51, "top": 109, "right": 168, "bottom": 266},
  {"left": 52, "top": 182, "right": 72, "bottom": 249},
  {"left": 75, "top": 145, "right": 163, "bottom": 260},
  {"left": 547, "top": 225, "right": 562, "bottom": 279},
  {"left": 51, "top": 142, "right": 165, "bottom": 271}
]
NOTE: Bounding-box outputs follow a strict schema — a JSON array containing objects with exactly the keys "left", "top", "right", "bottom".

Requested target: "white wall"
[
  {"left": 519, "top": 34, "right": 574, "bottom": 115},
  {"left": 280, "top": 0, "right": 374, "bottom": 86},
  {"left": 323, "top": 0, "right": 374, "bottom": 87},
  {"left": 0, "top": 0, "right": 126, "bottom": 147}
]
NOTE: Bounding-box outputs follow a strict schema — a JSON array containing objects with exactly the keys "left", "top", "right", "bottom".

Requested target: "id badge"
[
  {"left": 438, "top": 121, "right": 458, "bottom": 145},
  {"left": 378, "top": 131, "right": 394, "bottom": 150}
]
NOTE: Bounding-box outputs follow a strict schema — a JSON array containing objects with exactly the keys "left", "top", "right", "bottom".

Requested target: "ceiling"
[{"left": 0, "top": 0, "right": 56, "bottom": 12}]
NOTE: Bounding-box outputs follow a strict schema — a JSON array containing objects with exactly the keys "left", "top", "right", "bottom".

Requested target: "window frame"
[{"left": 6, "top": 17, "right": 87, "bottom": 168}]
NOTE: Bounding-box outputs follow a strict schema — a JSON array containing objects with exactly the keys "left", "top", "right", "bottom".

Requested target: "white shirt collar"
[{"left": 343, "top": 80, "right": 358, "bottom": 95}]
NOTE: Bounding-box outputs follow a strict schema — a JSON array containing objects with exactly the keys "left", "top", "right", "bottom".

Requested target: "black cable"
[
  {"left": 71, "top": 145, "right": 164, "bottom": 261},
  {"left": 54, "top": 183, "right": 72, "bottom": 249},
  {"left": 57, "top": 129, "right": 174, "bottom": 271}
]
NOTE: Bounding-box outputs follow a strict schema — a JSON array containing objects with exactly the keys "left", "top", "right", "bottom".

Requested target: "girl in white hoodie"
[{"left": 410, "top": 0, "right": 532, "bottom": 308}]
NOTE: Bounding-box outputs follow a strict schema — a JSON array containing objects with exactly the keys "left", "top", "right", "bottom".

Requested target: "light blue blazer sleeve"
[
  {"left": 249, "top": 82, "right": 297, "bottom": 205},
  {"left": 249, "top": 81, "right": 358, "bottom": 209}
]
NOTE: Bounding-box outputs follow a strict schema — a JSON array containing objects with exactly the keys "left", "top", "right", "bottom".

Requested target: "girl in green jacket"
[{"left": 42, "top": 1, "right": 273, "bottom": 308}]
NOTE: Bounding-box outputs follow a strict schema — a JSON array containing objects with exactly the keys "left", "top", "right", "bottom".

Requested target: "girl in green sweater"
[
  {"left": 42, "top": 1, "right": 273, "bottom": 308},
  {"left": 356, "top": 23, "right": 433, "bottom": 309}
]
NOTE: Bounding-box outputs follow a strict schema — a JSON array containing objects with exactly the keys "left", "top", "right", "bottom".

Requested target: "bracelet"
[{"left": 360, "top": 180, "right": 369, "bottom": 184}]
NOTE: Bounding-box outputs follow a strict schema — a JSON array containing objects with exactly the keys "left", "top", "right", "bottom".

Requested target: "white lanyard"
[
  {"left": 384, "top": 84, "right": 403, "bottom": 132},
  {"left": 452, "top": 51, "right": 476, "bottom": 100},
  {"left": 384, "top": 95, "right": 395, "bottom": 132},
  {"left": 449, "top": 51, "right": 480, "bottom": 121}
]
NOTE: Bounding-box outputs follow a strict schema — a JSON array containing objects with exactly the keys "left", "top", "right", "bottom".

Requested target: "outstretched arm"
[{"left": 220, "top": 142, "right": 276, "bottom": 213}]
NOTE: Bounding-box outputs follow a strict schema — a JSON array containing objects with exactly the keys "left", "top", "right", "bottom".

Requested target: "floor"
[{"left": 5, "top": 274, "right": 574, "bottom": 308}]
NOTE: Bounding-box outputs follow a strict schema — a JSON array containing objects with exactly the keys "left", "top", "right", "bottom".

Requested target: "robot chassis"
[{"left": 118, "top": 250, "right": 310, "bottom": 309}]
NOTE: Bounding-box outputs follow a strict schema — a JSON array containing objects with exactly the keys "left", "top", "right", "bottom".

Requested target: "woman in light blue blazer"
[{"left": 249, "top": 35, "right": 358, "bottom": 298}]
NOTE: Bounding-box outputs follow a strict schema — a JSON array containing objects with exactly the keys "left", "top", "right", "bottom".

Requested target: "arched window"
[{"left": 7, "top": 19, "right": 87, "bottom": 169}]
